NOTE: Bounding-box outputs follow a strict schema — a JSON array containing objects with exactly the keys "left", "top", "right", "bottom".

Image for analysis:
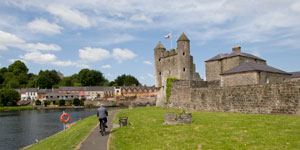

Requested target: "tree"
[
  {"left": 78, "top": 69, "right": 107, "bottom": 86},
  {"left": 0, "top": 89, "right": 20, "bottom": 106},
  {"left": 73, "top": 98, "right": 80, "bottom": 106},
  {"left": 59, "top": 99, "right": 65, "bottom": 106},
  {"left": 60, "top": 77, "right": 74, "bottom": 86},
  {"left": 37, "top": 70, "right": 61, "bottom": 88},
  {"left": 8, "top": 60, "right": 28, "bottom": 75},
  {"left": 35, "top": 100, "right": 41, "bottom": 105},
  {"left": 113, "top": 74, "right": 141, "bottom": 86}
]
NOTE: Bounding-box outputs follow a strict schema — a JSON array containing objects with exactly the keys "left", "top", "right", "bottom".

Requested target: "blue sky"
[{"left": 0, "top": 0, "right": 300, "bottom": 85}]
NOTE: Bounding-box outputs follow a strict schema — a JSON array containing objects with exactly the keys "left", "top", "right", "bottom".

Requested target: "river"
[{"left": 0, "top": 108, "right": 103, "bottom": 150}]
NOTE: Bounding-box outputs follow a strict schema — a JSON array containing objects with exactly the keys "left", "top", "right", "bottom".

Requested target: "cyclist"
[{"left": 97, "top": 104, "right": 108, "bottom": 131}]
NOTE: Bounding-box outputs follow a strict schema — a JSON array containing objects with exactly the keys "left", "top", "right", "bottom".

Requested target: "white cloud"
[
  {"left": 147, "top": 73, "right": 155, "bottom": 78},
  {"left": 130, "top": 15, "right": 153, "bottom": 23},
  {"left": 20, "top": 51, "right": 56, "bottom": 64},
  {"left": 143, "top": 61, "right": 152, "bottom": 65},
  {"left": 96, "top": 34, "right": 136, "bottom": 46},
  {"left": 25, "top": 43, "right": 61, "bottom": 51},
  {"left": 28, "top": 18, "right": 62, "bottom": 35},
  {"left": 79, "top": 47, "right": 110, "bottom": 62},
  {"left": 47, "top": 5, "right": 91, "bottom": 28},
  {"left": 101, "top": 65, "right": 111, "bottom": 69},
  {"left": 19, "top": 51, "right": 87, "bottom": 68},
  {"left": 112, "top": 48, "right": 136, "bottom": 63},
  {"left": 140, "top": 76, "right": 145, "bottom": 80},
  {"left": 0, "top": 30, "right": 61, "bottom": 51},
  {"left": 9, "top": 59, "right": 27, "bottom": 64}
]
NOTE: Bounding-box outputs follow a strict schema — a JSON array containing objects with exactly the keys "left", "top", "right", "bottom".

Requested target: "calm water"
[{"left": 0, "top": 108, "right": 102, "bottom": 150}]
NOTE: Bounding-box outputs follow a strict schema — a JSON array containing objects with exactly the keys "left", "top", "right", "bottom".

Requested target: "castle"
[
  {"left": 154, "top": 33, "right": 202, "bottom": 106},
  {"left": 154, "top": 33, "right": 300, "bottom": 115}
]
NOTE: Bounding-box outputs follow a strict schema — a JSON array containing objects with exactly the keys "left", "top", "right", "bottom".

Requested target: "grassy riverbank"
[
  {"left": 110, "top": 107, "right": 300, "bottom": 150},
  {"left": 26, "top": 115, "right": 99, "bottom": 150},
  {"left": 0, "top": 106, "right": 36, "bottom": 111}
]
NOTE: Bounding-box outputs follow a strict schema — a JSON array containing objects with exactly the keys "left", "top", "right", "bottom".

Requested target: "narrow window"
[
  {"left": 183, "top": 52, "right": 185, "bottom": 55},
  {"left": 159, "top": 58, "right": 161, "bottom": 62},
  {"left": 183, "top": 67, "right": 186, "bottom": 72},
  {"left": 265, "top": 77, "right": 269, "bottom": 84},
  {"left": 169, "top": 70, "right": 171, "bottom": 74},
  {"left": 159, "top": 72, "right": 161, "bottom": 75}
]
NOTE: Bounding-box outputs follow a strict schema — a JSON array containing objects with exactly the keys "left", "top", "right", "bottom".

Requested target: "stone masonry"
[
  {"left": 168, "top": 80, "right": 300, "bottom": 115},
  {"left": 154, "top": 33, "right": 202, "bottom": 106}
]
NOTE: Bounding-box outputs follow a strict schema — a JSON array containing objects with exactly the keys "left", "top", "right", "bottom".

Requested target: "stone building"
[
  {"left": 154, "top": 32, "right": 202, "bottom": 106},
  {"left": 205, "top": 46, "right": 266, "bottom": 81},
  {"left": 220, "top": 62, "right": 291, "bottom": 86},
  {"left": 290, "top": 71, "right": 300, "bottom": 81}
]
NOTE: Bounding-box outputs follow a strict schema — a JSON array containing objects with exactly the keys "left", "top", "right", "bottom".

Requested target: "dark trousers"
[{"left": 99, "top": 118, "right": 107, "bottom": 129}]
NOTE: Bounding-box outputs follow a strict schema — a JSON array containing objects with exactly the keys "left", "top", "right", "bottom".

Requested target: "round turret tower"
[{"left": 154, "top": 41, "right": 166, "bottom": 88}]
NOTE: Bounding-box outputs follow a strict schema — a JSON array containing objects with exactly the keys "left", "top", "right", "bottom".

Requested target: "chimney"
[{"left": 232, "top": 46, "right": 241, "bottom": 53}]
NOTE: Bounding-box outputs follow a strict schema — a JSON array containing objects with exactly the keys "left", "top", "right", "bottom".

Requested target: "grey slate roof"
[
  {"left": 221, "top": 62, "right": 291, "bottom": 75},
  {"left": 290, "top": 71, "right": 300, "bottom": 78},
  {"left": 205, "top": 51, "right": 265, "bottom": 62},
  {"left": 59, "top": 86, "right": 114, "bottom": 91}
]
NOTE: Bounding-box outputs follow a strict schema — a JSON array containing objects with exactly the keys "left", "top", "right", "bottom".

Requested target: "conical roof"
[
  {"left": 155, "top": 41, "right": 165, "bottom": 49},
  {"left": 177, "top": 32, "right": 190, "bottom": 41}
]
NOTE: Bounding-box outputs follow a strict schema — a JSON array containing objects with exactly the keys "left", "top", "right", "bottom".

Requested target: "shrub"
[
  {"left": 166, "top": 77, "right": 179, "bottom": 104},
  {"left": 65, "top": 102, "right": 72, "bottom": 106},
  {"left": 0, "top": 88, "right": 20, "bottom": 106},
  {"left": 86, "top": 104, "right": 94, "bottom": 108},
  {"left": 80, "top": 100, "right": 84, "bottom": 106},
  {"left": 35, "top": 99, "right": 41, "bottom": 105},
  {"left": 55, "top": 100, "right": 59, "bottom": 105},
  {"left": 73, "top": 98, "right": 80, "bottom": 106},
  {"left": 59, "top": 99, "right": 65, "bottom": 106},
  {"left": 44, "top": 100, "right": 50, "bottom": 107}
]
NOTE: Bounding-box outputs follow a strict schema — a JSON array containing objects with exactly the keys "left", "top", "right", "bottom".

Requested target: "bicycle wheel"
[{"left": 100, "top": 121, "right": 105, "bottom": 136}]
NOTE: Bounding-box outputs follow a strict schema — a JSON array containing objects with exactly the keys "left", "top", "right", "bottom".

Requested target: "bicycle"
[{"left": 99, "top": 119, "right": 106, "bottom": 136}]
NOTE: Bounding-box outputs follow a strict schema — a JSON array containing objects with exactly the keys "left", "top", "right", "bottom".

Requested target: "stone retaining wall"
[{"left": 168, "top": 80, "right": 300, "bottom": 115}]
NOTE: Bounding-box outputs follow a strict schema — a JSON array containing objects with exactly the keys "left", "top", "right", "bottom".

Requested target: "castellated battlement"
[{"left": 154, "top": 32, "right": 202, "bottom": 107}]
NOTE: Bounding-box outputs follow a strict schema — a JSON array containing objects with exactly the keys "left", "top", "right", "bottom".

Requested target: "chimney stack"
[{"left": 232, "top": 46, "right": 241, "bottom": 53}]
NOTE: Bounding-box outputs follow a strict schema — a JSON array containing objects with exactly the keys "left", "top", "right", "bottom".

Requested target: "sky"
[{"left": 0, "top": 0, "right": 300, "bottom": 86}]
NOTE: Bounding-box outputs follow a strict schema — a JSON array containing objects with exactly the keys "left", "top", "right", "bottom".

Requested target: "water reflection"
[{"left": 0, "top": 108, "right": 99, "bottom": 150}]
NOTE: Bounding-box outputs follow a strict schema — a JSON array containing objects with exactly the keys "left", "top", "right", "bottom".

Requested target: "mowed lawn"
[{"left": 110, "top": 107, "right": 300, "bottom": 150}]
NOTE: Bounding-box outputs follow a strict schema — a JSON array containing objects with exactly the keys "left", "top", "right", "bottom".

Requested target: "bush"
[
  {"left": 59, "top": 99, "right": 65, "bottom": 106},
  {"left": 86, "top": 104, "right": 94, "bottom": 108},
  {"left": 55, "top": 100, "right": 59, "bottom": 105},
  {"left": 166, "top": 77, "right": 179, "bottom": 104},
  {"left": 44, "top": 100, "right": 50, "bottom": 107},
  {"left": 65, "top": 101, "right": 72, "bottom": 106},
  {"left": 35, "top": 99, "right": 41, "bottom": 105},
  {"left": 73, "top": 98, "right": 80, "bottom": 106},
  {"left": 80, "top": 100, "right": 84, "bottom": 106}
]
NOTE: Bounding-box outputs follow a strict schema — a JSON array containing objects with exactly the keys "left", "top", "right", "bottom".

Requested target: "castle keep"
[
  {"left": 154, "top": 33, "right": 300, "bottom": 114},
  {"left": 154, "top": 33, "right": 202, "bottom": 106}
]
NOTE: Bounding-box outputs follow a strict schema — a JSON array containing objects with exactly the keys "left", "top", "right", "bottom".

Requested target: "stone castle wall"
[{"left": 168, "top": 80, "right": 300, "bottom": 115}]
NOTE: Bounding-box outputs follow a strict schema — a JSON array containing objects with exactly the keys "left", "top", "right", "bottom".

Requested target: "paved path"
[{"left": 79, "top": 110, "right": 118, "bottom": 150}]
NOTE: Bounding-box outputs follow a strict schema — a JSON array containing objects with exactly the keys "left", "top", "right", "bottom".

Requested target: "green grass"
[
  {"left": 0, "top": 106, "right": 36, "bottom": 111},
  {"left": 26, "top": 115, "right": 99, "bottom": 150},
  {"left": 110, "top": 107, "right": 300, "bottom": 150}
]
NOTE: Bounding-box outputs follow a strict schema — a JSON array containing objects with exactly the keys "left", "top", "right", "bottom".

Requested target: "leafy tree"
[
  {"left": 60, "top": 77, "right": 74, "bottom": 86},
  {"left": 37, "top": 70, "right": 61, "bottom": 88},
  {"left": 78, "top": 69, "right": 107, "bottom": 86},
  {"left": 0, "top": 67, "right": 8, "bottom": 74},
  {"left": 113, "top": 74, "right": 141, "bottom": 86},
  {"left": 59, "top": 99, "right": 65, "bottom": 106},
  {"left": 8, "top": 60, "right": 28, "bottom": 75},
  {"left": 73, "top": 98, "right": 80, "bottom": 106},
  {"left": 0, "top": 89, "right": 20, "bottom": 106}
]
